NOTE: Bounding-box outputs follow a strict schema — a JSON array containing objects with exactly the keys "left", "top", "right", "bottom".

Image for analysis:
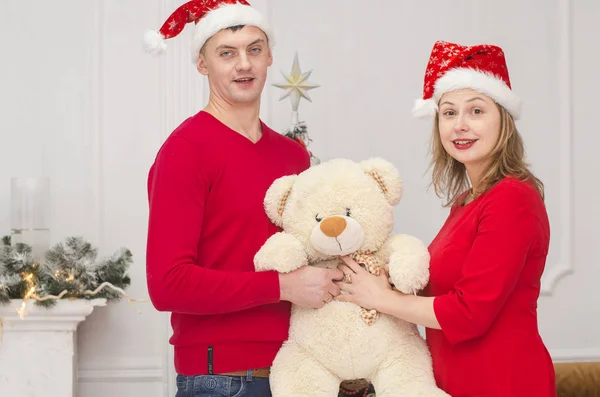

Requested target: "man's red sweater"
[{"left": 146, "top": 111, "right": 310, "bottom": 376}]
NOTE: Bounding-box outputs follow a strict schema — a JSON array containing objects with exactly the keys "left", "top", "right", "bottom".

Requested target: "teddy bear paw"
[
  {"left": 254, "top": 232, "right": 308, "bottom": 273},
  {"left": 387, "top": 234, "right": 430, "bottom": 294}
]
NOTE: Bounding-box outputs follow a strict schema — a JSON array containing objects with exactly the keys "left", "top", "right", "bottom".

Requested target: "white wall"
[{"left": 0, "top": 1, "right": 598, "bottom": 396}]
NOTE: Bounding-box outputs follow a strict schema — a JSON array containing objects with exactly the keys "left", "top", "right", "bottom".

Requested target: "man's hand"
[{"left": 279, "top": 266, "right": 344, "bottom": 308}]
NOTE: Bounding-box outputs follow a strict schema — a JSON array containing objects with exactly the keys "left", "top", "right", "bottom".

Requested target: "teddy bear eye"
[
  {"left": 345, "top": 208, "right": 351, "bottom": 217},
  {"left": 315, "top": 215, "right": 323, "bottom": 222}
]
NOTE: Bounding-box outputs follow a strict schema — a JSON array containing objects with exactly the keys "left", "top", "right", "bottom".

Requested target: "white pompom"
[
  {"left": 411, "top": 98, "right": 438, "bottom": 118},
  {"left": 143, "top": 30, "right": 167, "bottom": 55}
]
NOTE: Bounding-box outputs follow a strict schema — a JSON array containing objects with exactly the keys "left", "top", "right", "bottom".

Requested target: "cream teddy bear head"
[{"left": 264, "top": 158, "right": 403, "bottom": 261}]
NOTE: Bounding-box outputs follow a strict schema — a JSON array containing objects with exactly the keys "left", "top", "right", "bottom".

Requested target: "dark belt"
[{"left": 218, "top": 367, "right": 270, "bottom": 378}]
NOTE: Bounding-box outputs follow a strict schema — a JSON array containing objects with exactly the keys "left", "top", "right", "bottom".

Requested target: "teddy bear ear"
[
  {"left": 359, "top": 157, "right": 403, "bottom": 205},
  {"left": 264, "top": 175, "right": 297, "bottom": 227}
]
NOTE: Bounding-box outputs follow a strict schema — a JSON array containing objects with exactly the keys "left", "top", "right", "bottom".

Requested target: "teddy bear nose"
[{"left": 319, "top": 216, "right": 347, "bottom": 238}]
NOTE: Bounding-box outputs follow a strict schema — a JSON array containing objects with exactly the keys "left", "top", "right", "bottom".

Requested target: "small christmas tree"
[{"left": 283, "top": 116, "right": 320, "bottom": 166}]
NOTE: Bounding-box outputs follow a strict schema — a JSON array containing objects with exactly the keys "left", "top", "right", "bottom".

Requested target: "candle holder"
[{"left": 10, "top": 177, "right": 51, "bottom": 264}]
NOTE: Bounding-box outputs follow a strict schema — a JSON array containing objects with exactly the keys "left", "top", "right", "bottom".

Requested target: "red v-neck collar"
[{"left": 200, "top": 110, "right": 269, "bottom": 146}]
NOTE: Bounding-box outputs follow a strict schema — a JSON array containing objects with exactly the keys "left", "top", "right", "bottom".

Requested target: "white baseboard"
[
  {"left": 551, "top": 348, "right": 600, "bottom": 362},
  {"left": 75, "top": 348, "right": 599, "bottom": 384},
  {"left": 78, "top": 358, "right": 164, "bottom": 383}
]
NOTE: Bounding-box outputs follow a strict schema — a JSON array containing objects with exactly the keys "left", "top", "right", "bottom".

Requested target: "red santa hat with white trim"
[
  {"left": 412, "top": 40, "right": 522, "bottom": 120},
  {"left": 143, "top": 0, "right": 273, "bottom": 63}
]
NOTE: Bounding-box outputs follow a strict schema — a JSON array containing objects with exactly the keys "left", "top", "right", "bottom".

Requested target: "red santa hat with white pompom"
[
  {"left": 412, "top": 41, "right": 522, "bottom": 120},
  {"left": 143, "top": 0, "right": 274, "bottom": 63}
]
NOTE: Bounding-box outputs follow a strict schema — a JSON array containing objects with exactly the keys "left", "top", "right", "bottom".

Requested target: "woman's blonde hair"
[{"left": 429, "top": 103, "right": 544, "bottom": 207}]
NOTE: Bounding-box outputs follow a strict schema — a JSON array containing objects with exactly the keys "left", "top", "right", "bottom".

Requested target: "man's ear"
[
  {"left": 264, "top": 175, "right": 297, "bottom": 227},
  {"left": 197, "top": 52, "right": 209, "bottom": 76}
]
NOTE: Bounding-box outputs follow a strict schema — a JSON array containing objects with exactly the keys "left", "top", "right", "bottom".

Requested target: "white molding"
[
  {"left": 258, "top": 0, "right": 273, "bottom": 126},
  {"left": 540, "top": 0, "right": 574, "bottom": 295},
  {"left": 89, "top": 0, "right": 104, "bottom": 248},
  {"left": 0, "top": 299, "right": 106, "bottom": 332},
  {"left": 551, "top": 348, "right": 600, "bottom": 363},
  {"left": 78, "top": 361, "right": 164, "bottom": 383},
  {"left": 159, "top": 0, "right": 206, "bottom": 141}
]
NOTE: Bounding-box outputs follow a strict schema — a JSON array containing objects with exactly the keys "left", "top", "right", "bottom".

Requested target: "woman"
[{"left": 335, "top": 41, "right": 556, "bottom": 396}]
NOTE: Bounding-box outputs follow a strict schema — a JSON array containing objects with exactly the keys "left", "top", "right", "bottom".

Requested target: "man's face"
[{"left": 196, "top": 26, "right": 272, "bottom": 105}]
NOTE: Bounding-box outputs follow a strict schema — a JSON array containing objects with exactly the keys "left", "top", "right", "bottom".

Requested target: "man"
[{"left": 143, "top": 1, "right": 343, "bottom": 396}]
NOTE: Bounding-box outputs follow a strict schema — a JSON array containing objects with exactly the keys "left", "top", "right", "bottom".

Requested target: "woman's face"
[{"left": 437, "top": 88, "right": 501, "bottom": 172}]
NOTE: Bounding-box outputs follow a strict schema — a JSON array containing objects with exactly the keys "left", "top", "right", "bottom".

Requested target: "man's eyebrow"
[{"left": 215, "top": 38, "right": 265, "bottom": 51}]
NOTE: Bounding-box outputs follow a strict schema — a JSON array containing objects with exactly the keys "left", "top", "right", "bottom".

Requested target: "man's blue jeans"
[{"left": 175, "top": 370, "right": 272, "bottom": 397}]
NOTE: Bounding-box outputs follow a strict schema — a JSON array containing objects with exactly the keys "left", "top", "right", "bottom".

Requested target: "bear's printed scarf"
[{"left": 349, "top": 251, "right": 384, "bottom": 326}]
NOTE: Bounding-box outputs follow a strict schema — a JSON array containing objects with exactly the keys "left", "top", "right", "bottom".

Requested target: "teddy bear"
[{"left": 254, "top": 157, "right": 449, "bottom": 397}]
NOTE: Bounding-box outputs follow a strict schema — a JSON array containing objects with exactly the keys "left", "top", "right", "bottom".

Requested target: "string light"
[
  {"left": 0, "top": 235, "right": 147, "bottom": 324},
  {"left": 16, "top": 273, "right": 37, "bottom": 319}
]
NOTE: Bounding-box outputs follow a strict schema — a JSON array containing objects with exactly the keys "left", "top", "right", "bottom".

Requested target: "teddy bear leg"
[
  {"left": 369, "top": 337, "right": 450, "bottom": 397},
  {"left": 269, "top": 342, "right": 341, "bottom": 397},
  {"left": 370, "top": 358, "right": 449, "bottom": 397}
]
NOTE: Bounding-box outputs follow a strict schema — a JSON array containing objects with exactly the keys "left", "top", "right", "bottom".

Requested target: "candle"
[{"left": 10, "top": 177, "right": 51, "bottom": 263}]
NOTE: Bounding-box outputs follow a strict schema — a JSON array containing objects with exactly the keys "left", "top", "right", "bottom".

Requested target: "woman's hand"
[
  {"left": 335, "top": 256, "right": 441, "bottom": 330},
  {"left": 334, "top": 255, "right": 392, "bottom": 311}
]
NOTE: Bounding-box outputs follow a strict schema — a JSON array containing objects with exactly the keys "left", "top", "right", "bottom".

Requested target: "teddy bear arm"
[
  {"left": 383, "top": 234, "right": 431, "bottom": 295},
  {"left": 254, "top": 232, "right": 308, "bottom": 274}
]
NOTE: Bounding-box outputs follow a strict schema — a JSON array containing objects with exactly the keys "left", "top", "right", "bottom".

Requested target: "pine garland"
[{"left": 0, "top": 235, "right": 132, "bottom": 308}]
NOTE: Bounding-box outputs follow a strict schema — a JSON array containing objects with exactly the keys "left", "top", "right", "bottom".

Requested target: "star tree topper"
[
  {"left": 272, "top": 53, "right": 321, "bottom": 166},
  {"left": 273, "top": 53, "right": 320, "bottom": 121}
]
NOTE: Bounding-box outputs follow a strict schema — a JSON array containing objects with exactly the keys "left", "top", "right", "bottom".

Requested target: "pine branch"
[
  {"left": 92, "top": 248, "right": 132, "bottom": 300},
  {"left": 0, "top": 235, "right": 134, "bottom": 307},
  {"left": 0, "top": 274, "right": 21, "bottom": 304}
]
